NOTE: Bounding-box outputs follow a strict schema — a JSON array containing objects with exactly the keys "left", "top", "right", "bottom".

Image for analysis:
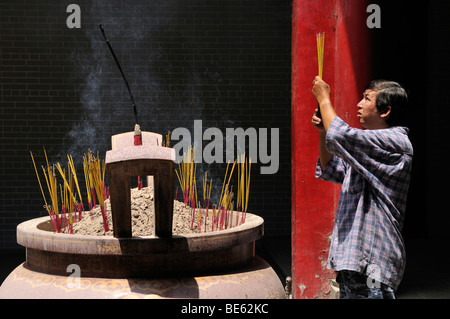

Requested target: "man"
[{"left": 311, "top": 76, "right": 413, "bottom": 299}]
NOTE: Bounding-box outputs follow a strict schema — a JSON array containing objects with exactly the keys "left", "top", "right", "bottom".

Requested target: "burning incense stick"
[{"left": 99, "top": 24, "right": 139, "bottom": 125}]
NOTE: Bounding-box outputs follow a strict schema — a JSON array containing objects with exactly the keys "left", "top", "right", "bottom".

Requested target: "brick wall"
[{"left": 0, "top": 0, "right": 292, "bottom": 248}]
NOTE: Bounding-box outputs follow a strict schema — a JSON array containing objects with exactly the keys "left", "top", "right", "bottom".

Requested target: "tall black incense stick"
[{"left": 98, "top": 24, "right": 139, "bottom": 124}]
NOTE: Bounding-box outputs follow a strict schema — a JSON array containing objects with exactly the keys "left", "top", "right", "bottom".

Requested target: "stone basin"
[{"left": 0, "top": 213, "right": 286, "bottom": 299}]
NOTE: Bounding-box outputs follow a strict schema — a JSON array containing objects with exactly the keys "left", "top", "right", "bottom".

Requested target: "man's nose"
[{"left": 357, "top": 99, "right": 363, "bottom": 109}]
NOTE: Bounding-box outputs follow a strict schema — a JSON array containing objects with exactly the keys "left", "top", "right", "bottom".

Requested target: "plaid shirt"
[{"left": 315, "top": 117, "right": 413, "bottom": 290}]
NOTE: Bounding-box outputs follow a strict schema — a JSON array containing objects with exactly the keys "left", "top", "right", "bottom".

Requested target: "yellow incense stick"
[
  {"left": 245, "top": 158, "right": 251, "bottom": 212},
  {"left": 68, "top": 155, "right": 83, "bottom": 203},
  {"left": 90, "top": 157, "right": 104, "bottom": 206},
  {"left": 56, "top": 163, "right": 77, "bottom": 204},
  {"left": 227, "top": 160, "right": 236, "bottom": 186},
  {"left": 175, "top": 166, "right": 183, "bottom": 190},
  {"left": 30, "top": 152, "right": 49, "bottom": 210},
  {"left": 48, "top": 165, "right": 59, "bottom": 215},
  {"left": 83, "top": 154, "right": 92, "bottom": 204},
  {"left": 41, "top": 166, "right": 51, "bottom": 204},
  {"left": 43, "top": 146, "right": 49, "bottom": 169},
  {"left": 60, "top": 184, "right": 64, "bottom": 209},
  {"left": 208, "top": 179, "right": 212, "bottom": 201},
  {"left": 219, "top": 162, "right": 230, "bottom": 207}
]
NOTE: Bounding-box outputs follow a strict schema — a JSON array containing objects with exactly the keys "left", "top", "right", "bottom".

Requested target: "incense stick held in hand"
[
  {"left": 316, "top": 32, "right": 325, "bottom": 78},
  {"left": 316, "top": 32, "right": 325, "bottom": 117}
]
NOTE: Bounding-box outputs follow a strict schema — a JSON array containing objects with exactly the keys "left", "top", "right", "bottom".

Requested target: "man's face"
[{"left": 357, "top": 90, "right": 387, "bottom": 129}]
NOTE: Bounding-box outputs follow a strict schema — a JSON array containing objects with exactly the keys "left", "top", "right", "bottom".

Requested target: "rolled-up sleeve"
[
  {"left": 324, "top": 116, "right": 413, "bottom": 186},
  {"left": 315, "top": 154, "right": 347, "bottom": 185}
]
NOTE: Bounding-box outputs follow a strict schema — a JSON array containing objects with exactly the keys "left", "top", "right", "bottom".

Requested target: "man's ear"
[{"left": 380, "top": 106, "right": 391, "bottom": 119}]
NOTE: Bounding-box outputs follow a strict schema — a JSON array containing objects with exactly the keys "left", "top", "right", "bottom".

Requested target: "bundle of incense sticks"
[
  {"left": 84, "top": 150, "right": 109, "bottom": 233},
  {"left": 55, "top": 162, "right": 79, "bottom": 232},
  {"left": 315, "top": 32, "right": 325, "bottom": 117},
  {"left": 30, "top": 149, "right": 80, "bottom": 233},
  {"left": 30, "top": 148, "right": 108, "bottom": 234},
  {"left": 218, "top": 184, "right": 234, "bottom": 231},
  {"left": 316, "top": 32, "right": 325, "bottom": 78},
  {"left": 175, "top": 146, "right": 196, "bottom": 207},
  {"left": 175, "top": 151, "right": 252, "bottom": 233},
  {"left": 160, "top": 131, "right": 171, "bottom": 148}
]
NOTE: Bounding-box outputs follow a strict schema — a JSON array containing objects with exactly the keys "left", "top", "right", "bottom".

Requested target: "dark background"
[
  {"left": 1, "top": 0, "right": 449, "bottom": 255},
  {"left": 0, "top": 0, "right": 292, "bottom": 249},
  {"left": 370, "top": 1, "right": 450, "bottom": 242}
]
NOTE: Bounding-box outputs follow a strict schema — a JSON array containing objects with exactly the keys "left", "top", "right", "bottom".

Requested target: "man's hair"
[{"left": 364, "top": 80, "right": 408, "bottom": 127}]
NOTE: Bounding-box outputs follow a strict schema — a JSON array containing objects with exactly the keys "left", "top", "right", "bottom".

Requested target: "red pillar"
[{"left": 291, "top": 0, "right": 371, "bottom": 299}]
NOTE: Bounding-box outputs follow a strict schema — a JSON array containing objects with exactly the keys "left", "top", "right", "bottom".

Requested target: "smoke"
[
  {"left": 62, "top": 1, "right": 161, "bottom": 162},
  {"left": 62, "top": 0, "right": 242, "bottom": 201}
]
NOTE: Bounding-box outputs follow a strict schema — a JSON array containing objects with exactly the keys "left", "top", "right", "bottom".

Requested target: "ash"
[{"left": 69, "top": 187, "right": 198, "bottom": 236}]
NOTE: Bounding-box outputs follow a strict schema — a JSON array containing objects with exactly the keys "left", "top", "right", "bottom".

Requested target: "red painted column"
[{"left": 291, "top": 0, "right": 371, "bottom": 299}]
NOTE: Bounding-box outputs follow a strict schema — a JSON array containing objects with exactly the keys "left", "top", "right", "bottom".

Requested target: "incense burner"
[
  {"left": 0, "top": 131, "right": 285, "bottom": 299},
  {"left": 0, "top": 212, "right": 284, "bottom": 299}
]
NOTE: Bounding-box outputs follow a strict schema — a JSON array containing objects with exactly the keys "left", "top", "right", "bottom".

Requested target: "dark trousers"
[{"left": 336, "top": 270, "right": 396, "bottom": 299}]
